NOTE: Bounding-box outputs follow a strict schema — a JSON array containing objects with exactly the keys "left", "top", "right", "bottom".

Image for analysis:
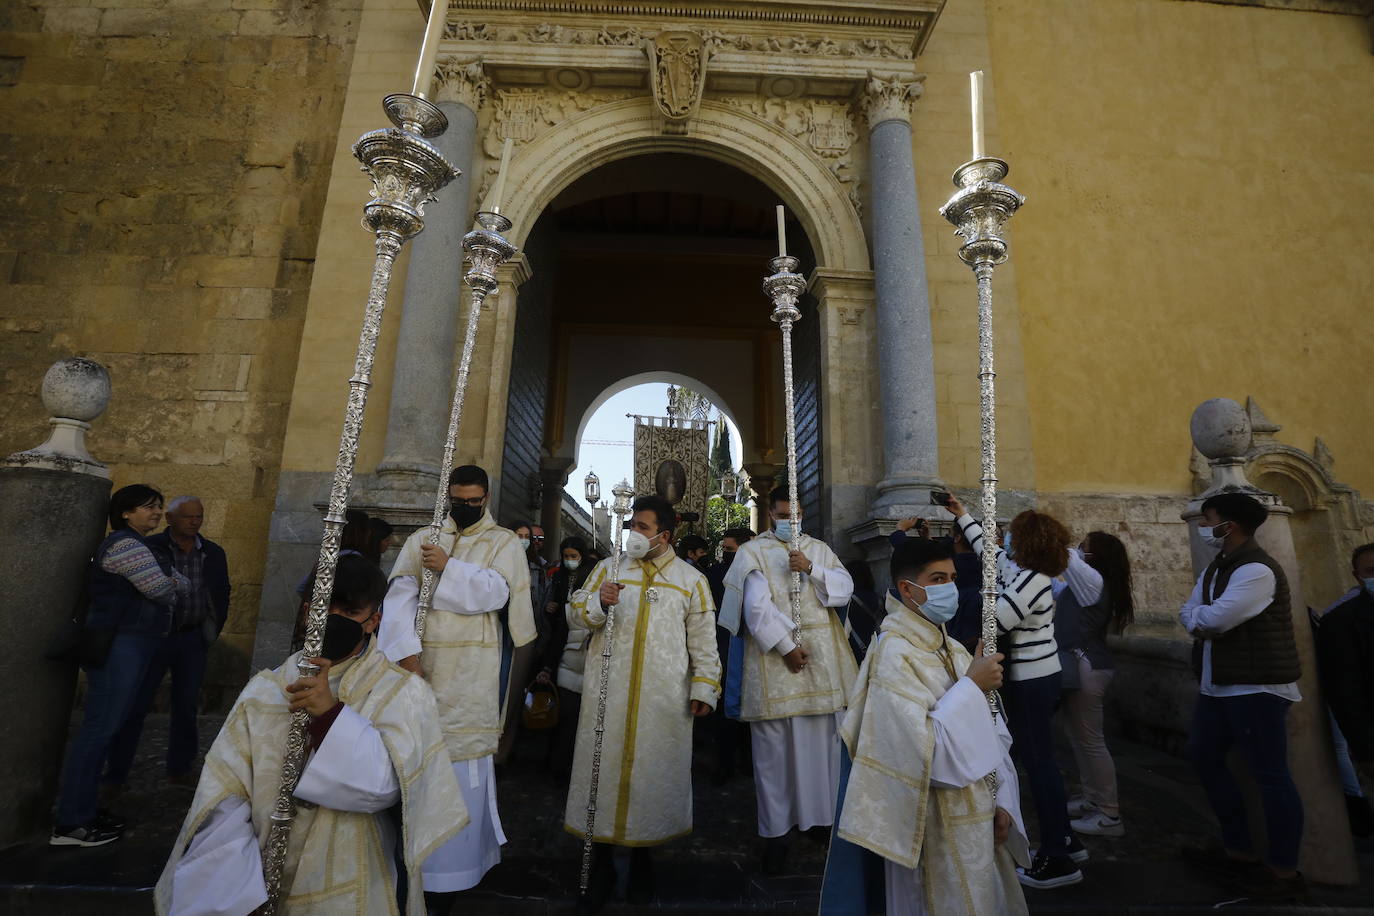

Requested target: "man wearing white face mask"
[
  {"left": 718, "top": 486, "right": 856, "bottom": 874},
  {"left": 820, "top": 537, "right": 1030, "bottom": 915},
  {"left": 1179, "top": 492, "right": 1304, "bottom": 898},
  {"left": 563, "top": 495, "right": 721, "bottom": 912}
]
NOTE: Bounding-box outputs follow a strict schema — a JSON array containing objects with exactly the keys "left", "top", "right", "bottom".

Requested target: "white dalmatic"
[
  {"left": 379, "top": 510, "right": 534, "bottom": 893},
  {"left": 718, "top": 530, "right": 856, "bottom": 837}
]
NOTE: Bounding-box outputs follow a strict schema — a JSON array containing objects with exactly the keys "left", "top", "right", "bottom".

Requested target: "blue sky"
[{"left": 567, "top": 383, "right": 741, "bottom": 515}]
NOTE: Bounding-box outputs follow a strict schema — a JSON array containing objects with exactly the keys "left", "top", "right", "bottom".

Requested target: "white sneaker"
[
  {"left": 1071, "top": 811, "right": 1124, "bottom": 837},
  {"left": 1066, "top": 796, "right": 1094, "bottom": 817}
]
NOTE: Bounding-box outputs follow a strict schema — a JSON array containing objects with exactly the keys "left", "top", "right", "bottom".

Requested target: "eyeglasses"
[
  {"left": 450, "top": 497, "right": 486, "bottom": 507},
  {"left": 531, "top": 534, "right": 546, "bottom": 541}
]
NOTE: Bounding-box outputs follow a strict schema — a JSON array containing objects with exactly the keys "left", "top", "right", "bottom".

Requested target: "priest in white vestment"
[
  {"left": 377, "top": 465, "right": 535, "bottom": 901},
  {"left": 719, "top": 486, "right": 857, "bottom": 872},
  {"left": 563, "top": 495, "right": 721, "bottom": 912},
  {"left": 156, "top": 555, "right": 467, "bottom": 916},
  {"left": 820, "top": 537, "right": 1030, "bottom": 916}
]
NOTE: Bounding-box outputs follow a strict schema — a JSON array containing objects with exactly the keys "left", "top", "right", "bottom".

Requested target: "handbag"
[
  {"left": 522, "top": 682, "right": 559, "bottom": 731},
  {"left": 49, "top": 621, "right": 117, "bottom": 670}
]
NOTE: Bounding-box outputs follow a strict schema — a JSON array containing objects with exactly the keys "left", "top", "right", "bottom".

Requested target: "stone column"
[
  {"left": 377, "top": 59, "right": 489, "bottom": 486},
  {"left": 862, "top": 72, "right": 942, "bottom": 518},
  {"left": 1185, "top": 398, "right": 1356, "bottom": 885},
  {"left": 0, "top": 359, "right": 113, "bottom": 846}
]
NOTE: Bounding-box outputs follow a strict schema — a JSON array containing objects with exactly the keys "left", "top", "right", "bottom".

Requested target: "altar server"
[
  {"left": 156, "top": 555, "right": 466, "bottom": 916},
  {"left": 719, "top": 486, "right": 857, "bottom": 873},
  {"left": 378, "top": 464, "right": 535, "bottom": 903},
  {"left": 564, "top": 495, "right": 721, "bottom": 912},
  {"left": 820, "top": 537, "right": 1030, "bottom": 916}
]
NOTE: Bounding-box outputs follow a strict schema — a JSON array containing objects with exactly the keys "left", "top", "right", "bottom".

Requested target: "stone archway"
[
  {"left": 571, "top": 371, "right": 744, "bottom": 470},
  {"left": 484, "top": 97, "right": 870, "bottom": 275}
]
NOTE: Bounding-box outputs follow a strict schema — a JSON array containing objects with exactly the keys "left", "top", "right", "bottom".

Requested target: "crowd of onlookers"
[{"left": 45, "top": 483, "right": 1374, "bottom": 903}]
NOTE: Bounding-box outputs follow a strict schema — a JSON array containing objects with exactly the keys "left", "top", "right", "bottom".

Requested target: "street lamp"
[
  {"left": 720, "top": 467, "right": 738, "bottom": 503},
  {"left": 584, "top": 469, "right": 601, "bottom": 505}
]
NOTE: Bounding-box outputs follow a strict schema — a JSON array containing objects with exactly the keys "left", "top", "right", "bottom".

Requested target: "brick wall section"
[{"left": 0, "top": 0, "right": 362, "bottom": 699}]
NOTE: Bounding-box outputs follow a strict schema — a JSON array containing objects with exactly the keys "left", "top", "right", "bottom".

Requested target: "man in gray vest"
[{"left": 1179, "top": 492, "right": 1303, "bottom": 899}]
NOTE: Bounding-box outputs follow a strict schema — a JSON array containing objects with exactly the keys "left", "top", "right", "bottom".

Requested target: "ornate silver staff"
[
  {"left": 579, "top": 478, "right": 636, "bottom": 895},
  {"left": 258, "top": 93, "right": 458, "bottom": 914},
  {"left": 762, "top": 250, "right": 807, "bottom": 645},
  {"left": 413, "top": 211, "right": 517, "bottom": 640},
  {"left": 939, "top": 154, "right": 1024, "bottom": 717}
]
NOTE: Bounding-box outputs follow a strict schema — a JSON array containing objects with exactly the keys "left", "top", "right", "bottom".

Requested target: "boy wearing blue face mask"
[
  {"left": 820, "top": 537, "right": 1030, "bottom": 915},
  {"left": 1315, "top": 543, "right": 1374, "bottom": 789}
]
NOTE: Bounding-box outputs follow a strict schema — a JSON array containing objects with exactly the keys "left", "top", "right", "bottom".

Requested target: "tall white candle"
[
  {"left": 970, "top": 70, "right": 985, "bottom": 160},
  {"left": 490, "top": 138, "right": 513, "bottom": 214},
  {"left": 411, "top": 0, "right": 446, "bottom": 98},
  {"left": 776, "top": 205, "right": 787, "bottom": 257}
]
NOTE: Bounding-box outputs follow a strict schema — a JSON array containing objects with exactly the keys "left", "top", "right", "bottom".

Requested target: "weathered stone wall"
[{"left": 0, "top": 0, "right": 363, "bottom": 703}]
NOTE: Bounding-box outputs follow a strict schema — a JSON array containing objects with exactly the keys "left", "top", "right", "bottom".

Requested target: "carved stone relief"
[
  {"left": 433, "top": 58, "right": 489, "bottom": 111},
  {"left": 720, "top": 96, "right": 864, "bottom": 214},
  {"left": 648, "top": 31, "right": 709, "bottom": 124}
]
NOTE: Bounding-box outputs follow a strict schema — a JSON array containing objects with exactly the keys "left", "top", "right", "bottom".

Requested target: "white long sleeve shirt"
[
  {"left": 1179, "top": 563, "right": 1301, "bottom": 701},
  {"left": 1051, "top": 548, "right": 1103, "bottom": 606},
  {"left": 743, "top": 562, "right": 853, "bottom": 657},
  {"left": 377, "top": 558, "right": 511, "bottom": 662},
  {"left": 169, "top": 653, "right": 402, "bottom": 916}
]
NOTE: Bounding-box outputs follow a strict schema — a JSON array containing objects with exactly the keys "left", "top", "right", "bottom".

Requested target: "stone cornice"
[{"left": 450, "top": 0, "right": 942, "bottom": 31}]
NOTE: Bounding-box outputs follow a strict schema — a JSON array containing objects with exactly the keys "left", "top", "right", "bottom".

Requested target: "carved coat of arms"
[
  {"left": 648, "top": 31, "right": 707, "bottom": 122},
  {"left": 496, "top": 89, "right": 544, "bottom": 142}
]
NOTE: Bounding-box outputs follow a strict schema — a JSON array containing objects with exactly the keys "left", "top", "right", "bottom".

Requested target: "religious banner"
[{"left": 631, "top": 415, "right": 711, "bottom": 536}]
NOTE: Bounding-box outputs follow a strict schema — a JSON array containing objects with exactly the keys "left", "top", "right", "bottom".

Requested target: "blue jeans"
[
  {"left": 1003, "top": 670, "right": 1073, "bottom": 856},
  {"left": 55, "top": 631, "right": 163, "bottom": 826},
  {"left": 1189, "top": 692, "right": 1304, "bottom": 870},
  {"left": 104, "top": 628, "right": 209, "bottom": 783}
]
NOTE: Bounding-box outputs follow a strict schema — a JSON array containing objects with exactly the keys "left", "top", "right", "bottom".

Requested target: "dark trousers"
[
  {"left": 1003, "top": 670, "right": 1072, "bottom": 855},
  {"left": 56, "top": 632, "right": 163, "bottom": 826},
  {"left": 105, "top": 628, "right": 209, "bottom": 784},
  {"left": 1189, "top": 692, "right": 1304, "bottom": 871}
]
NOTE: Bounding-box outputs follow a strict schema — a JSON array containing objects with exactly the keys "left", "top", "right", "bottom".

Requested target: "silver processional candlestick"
[
  {"left": 579, "top": 478, "right": 636, "bottom": 895},
  {"left": 259, "top": 93, "right": 458, "bottom": 914},
  {"left": 763, "top": 253, "right": 808, "bottom": 646},
  {"left": 939, "top": 155, "right": 1024, "bottom": 721},
  {"left": 413, "top": 211, "right": 518, "bottom": 641}
]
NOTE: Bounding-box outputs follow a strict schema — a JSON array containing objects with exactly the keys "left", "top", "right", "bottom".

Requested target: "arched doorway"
[{"left": 494, "top": 151, "right": 830, "bottom": 558}]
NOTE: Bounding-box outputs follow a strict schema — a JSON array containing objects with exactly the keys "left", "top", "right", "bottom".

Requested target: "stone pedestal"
[
  {"left": 0, "top": 359, "right": 112, "bottom": 845},
  {"left": 1185, "top": 398, "right": 1356, "bottom": 885}
]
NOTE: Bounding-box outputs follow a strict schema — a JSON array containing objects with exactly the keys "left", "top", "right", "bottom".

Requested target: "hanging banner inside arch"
[{"left": 630, "top": 414, "right": 711, "bottom": 537}]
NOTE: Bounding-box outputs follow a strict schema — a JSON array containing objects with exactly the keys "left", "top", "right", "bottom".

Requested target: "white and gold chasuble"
[
  {"left": 390, "top": 511, "right": 535, "bottom": 762},
  {"left": 721, "top": 532, "right": 858, "bottom": 721},
  {"left": 563, "top": 550, "right": 721, "bottom": 845},
  {"left": 837, "top": 594, "right": 1028, "bottom": 916},
  {"left": 155, "top": 645, "right": 466, "bottom": 916}
]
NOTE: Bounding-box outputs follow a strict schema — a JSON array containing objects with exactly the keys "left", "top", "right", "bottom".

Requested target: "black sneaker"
[
  {"left": 1065, "top": 834, "right": 1090, "bottom": 864},
  {"left": 1018, "top": 851, "right": 1084, "bottom": 889},
  {"left": 50, "top": 823, "right": 122, "bottom": 848},
  {"left": 1235, "top": 869, "right": 1306, "bottom": 899},
  {"left": 94, "top": 809, "right": 127, "bottom": 832}
]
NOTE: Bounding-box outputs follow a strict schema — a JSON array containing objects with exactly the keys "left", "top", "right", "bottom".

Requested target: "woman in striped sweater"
[{"left": 946, "top": 496, "right": 1083, "bottom": 890}]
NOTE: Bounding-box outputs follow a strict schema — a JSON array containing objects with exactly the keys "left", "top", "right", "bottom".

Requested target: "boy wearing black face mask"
[{"left": 157, "top": 556, "right": 466, "bottom": 916}]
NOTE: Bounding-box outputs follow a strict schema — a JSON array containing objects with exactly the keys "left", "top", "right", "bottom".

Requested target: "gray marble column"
[
  {"left": 377, "top": 61, "right": 488, "bottom": 484},
  {"left": 864, "top": 73, "right": 942, "bottom": 517}
]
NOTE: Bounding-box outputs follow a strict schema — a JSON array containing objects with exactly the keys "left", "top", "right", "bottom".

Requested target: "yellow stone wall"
[
  {"left": 0, "top": 0, "right": 363, "bottom": 694},
  {"left": 984, "top": 0, "right": 1374, "bottom": 496}
]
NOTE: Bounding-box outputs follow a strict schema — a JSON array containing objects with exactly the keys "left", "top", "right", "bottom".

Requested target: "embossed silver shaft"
[
  {"left": 579, "top": 479, "right": 636, "bottom": 895},
  {"left": 940, "top": 156, "right": 1024, "bottom": 733},
  {"left": 763, "top": 255, "right": 807, "bottom": 645},
  {"left": 415, "top": 211, "right": 518, "bottom": 640},
  {"left": 259, "top": 93, "right": 457, "bottom": 914}
]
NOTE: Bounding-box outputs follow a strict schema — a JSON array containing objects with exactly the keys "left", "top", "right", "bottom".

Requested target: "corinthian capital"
[
  {"left": 862, "top": 72, "right": 925, "bottom": 128},
  {"left": 433, "top": 57, "right": 489, "bottom": 111}
]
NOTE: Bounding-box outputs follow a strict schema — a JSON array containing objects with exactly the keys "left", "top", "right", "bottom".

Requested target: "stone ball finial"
[
  {"left": 1190, "top": 398, "right": 1252, "bottom": 459},
  {"left": 41, "top": 357, "right": 111, "bottom": 422}
]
